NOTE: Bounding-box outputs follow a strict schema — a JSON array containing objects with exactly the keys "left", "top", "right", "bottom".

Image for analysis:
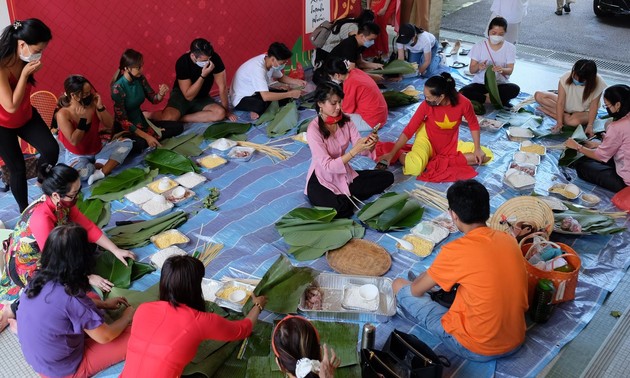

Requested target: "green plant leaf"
[
  {"left": 382, "top": 91, "right": 419, "bottom": 108},
  {"left": 554, "top": 207, "right": 626, "bottom": 234},
  {"left": 159, "top": 133, "right": 204, "bottom": 156},
  {"left": 242, "top": 255, "right": 318, "bottom": 314},
  {"left": 93, "top": 252, "right": 132, "bottom": 288},
  {"left": 89, "top": 167, "right": 158, "bottom": 201},
  {"left": 145, "top": 149, "right": 198, "bottom": 175},
  {"left": 106, "top": 211, "right": 188, "bottom": 249},
  {"left": 366, "top": 59, "right": 416, "bottom": 75},
  {"left": 558, "top": 148, "right": 582, "bottom": 167},
  {"left": 358, "top": 192, "right": 407, "bottom": 221},
  {"left": 359, "top": 192, "right": 424, "bottom": 231},
  {"left": 266, "top": 101, "right": 299, "bottom": 137},
  {"left": 297, "top": 116, "right": 314, "bottom": 133},
  {"left": 253, "top": 101, "right": 280, "bottom": 126},
  {"left": 484, "top": 65, "right": 504, "bottom": 109},
  {"left": 570, "top": 124, "right": 588, "bottom": 142},
  {"left": 203, "top": 122, "right": 252, "bottom": 140}
]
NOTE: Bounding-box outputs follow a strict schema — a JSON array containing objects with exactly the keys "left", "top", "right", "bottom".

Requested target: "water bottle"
[
  {"left": 530, "top": 279, "right": 555, "bottom": 323},
  {"left": 361, "top": 323, "right": 376, "bottom": 350}
]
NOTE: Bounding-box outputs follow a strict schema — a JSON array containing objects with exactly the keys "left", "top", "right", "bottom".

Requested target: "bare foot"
[
  {"left": 250, "top": 112, "right": 260, "bottom": 121},
  {"left": 0, "top": 305, "right": 14, "bottom": 333}
]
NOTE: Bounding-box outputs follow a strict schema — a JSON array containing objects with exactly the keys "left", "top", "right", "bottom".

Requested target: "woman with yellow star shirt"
[{"left": 377, "top": 73, "right": 492, "bottom": 182}]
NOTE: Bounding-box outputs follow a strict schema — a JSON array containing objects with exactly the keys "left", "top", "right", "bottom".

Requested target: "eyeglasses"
[{"left": 64, "top": 185, "right": 82, "bottom": 200}]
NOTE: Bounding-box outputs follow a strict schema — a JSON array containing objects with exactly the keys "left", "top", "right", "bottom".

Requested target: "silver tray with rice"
[
  {"left": 298, "top": 273, "right": 396, "bottom": 322},
  {"left": 504, "top": 163, "right": 537, "bottom": 191},
  {"left": 506, "top": 127, "right": 534, "bottom": 142},
  {"left": 214, "top": 281, "right": 255, "bottom": 312}
]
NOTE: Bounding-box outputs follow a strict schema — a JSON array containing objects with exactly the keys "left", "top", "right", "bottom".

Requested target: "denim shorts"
[
  {"left": 65, "top": 139, "right": 133, "bottom": 179},
  {"left": 396, "top": 285, "right": 521, "bottom": 362}
]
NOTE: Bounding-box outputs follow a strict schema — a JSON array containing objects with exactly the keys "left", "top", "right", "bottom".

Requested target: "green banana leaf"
[
  {"left": 358, "top": 192, "right": 425, "bottom": 231},
  {"left": 253, "top": 101, "right": 280, "bottom": 126},
  {"left": 383, "top": 91, "right": 418, "bottom": 108},
  {"left": 242, "top": 255, "right": 318, "bottom": 314},
  {"left": 108, "top": 284, "right": 159, "bottom": 308},
  {"left": 159, "top": 133, "right": 204, "bottom": 157},
  {"left": 366, "top": 59, "right": 416, "bottom": 75},
  {"left": 183, "top": 340, "right": 241, "bottom": 377},
  {"left": 145, "top": 149, "right": 199, "bottom": 175},
  {"left": 558, "top": 125, "right": 589, "bottom": 166},
  {"left": 297, "top": 116, "right": 314, "bottom": 133},
  {"left": 203, "top": 122, "right": 252, "bottom": 140},
  {"left": 92, "top": 252, "right": 155, "bottom": 290},
  {"left": 471, "top": 100, "right": 486, "bottom": 115},
  {"left": 89, "top": 167, "right": 158, "bottom": 201},
  {"left": 267, "top": 101, "right": 299, "bottom": 138},
  {"left": 484, "top": 65, "right": 504, "bottom": 109},
  {"left": 276, "top": 208, "right": 365, "bottom": 260},
  {"left": 76, "top": 196, "right": 111, "bottom": 228},
  {"left": 554, "top": 206, "right": 625, "bottom": 234},
  {"left": 106, "top": 211, "right": 187, "bottom": 249}
]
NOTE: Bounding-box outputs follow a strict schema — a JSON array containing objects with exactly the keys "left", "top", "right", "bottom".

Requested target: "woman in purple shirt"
[
  {"left": 305, "top": 82, "right": 394, "bottom": 218},
  {"left": 566, "top": 84, "right": 630, "bottom": 192},
  {"left": 17, "top": 224, "right": 134, "bottom": 378}
]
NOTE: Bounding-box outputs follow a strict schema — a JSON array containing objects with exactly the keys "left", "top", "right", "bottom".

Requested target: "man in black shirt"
[
  {"left": 157, "top": 38, "right": 236, "bottom": 122},
  {"left": 328, "top": 22, "right": 383, "bottom": 73}
]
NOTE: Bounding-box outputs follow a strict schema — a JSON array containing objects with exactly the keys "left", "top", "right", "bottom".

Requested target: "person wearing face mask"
[
  {"left": 111, "top": 49, "right": 183, "bottom": 153},
  {"left": 376, "top": 73, "right": 492, "bottom": 182},
  {"left": 0, "top": 19, "right": 59, "bottom": 213},
  {"left": 151, "top": 38, "right": 236, "bottom": 123},
  {"left": 0, "top": 164, "right": 136, "bottom": 295},
  {"left": 55, "top": 75, "right": 133, "bottom": 185},
  {"left": 460, "top": 17, "right": 520, "bottom": 110},
  {"left": 488, "top": 0, "right": 529, "bottom": 44},
  {"left": 305, "top": 82, "right": 393, "bottom": 218},
  {"left": 230, "top": 42, "right": 307, "bottom": 121},
  {"left": 328, "top": 22, "right": 384, "bottom": 75},
  {"left": 565, "top": 85, "right": 630, "bottom": 193},
  {"left": 395, "top": 23, "right": 443, "bottom": 78},
  {"left": 534, "top": 60, "right": 606, "bottom": 136},
  {"left": 313, "top": 57, "right": 387, "bottom": 132}
]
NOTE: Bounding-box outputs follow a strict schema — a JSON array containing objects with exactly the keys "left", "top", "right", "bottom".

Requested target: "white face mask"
[
  {"left": 20, "top": 44, "right": 41, "bottom": 63},
  {"left": 489, "top": 35, "right": 504, "bottom": 45},
  {"left": 331, "top": 78, "right": 342, "bottom": 84},
  {"left": 272, "top": 63, "right": 285, "bottom": 71},
  {"left": 196, "top": 60, "right": 208, "bottom": 68}
]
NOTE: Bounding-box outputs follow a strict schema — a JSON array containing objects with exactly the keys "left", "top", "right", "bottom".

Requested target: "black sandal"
[{"left": 450, "top": 61, "right": 468, "bottom": 69}]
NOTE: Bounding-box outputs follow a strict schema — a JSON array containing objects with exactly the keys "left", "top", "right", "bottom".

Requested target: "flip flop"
[{"left": 450, "top": 62, "right": 468, "bottom": 69}]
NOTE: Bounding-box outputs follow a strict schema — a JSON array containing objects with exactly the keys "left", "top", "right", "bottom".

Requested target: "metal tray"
[
  {"left": 214, "top": 281, "right": 255, "bottom": 312},
  {"left": 201, "top": 278, "right": 223, "bottom": 302},
  {"left": 298, "top": 273, "right": 396, "bottom": 322}
]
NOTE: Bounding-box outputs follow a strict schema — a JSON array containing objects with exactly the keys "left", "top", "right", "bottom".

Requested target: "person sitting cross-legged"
[{"left": 392, "top": 179, "right": 528, "bottom": 361}]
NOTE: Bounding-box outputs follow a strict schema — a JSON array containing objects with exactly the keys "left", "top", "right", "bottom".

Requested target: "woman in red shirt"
[
  {"left": 0, "top": 19, "right": 59, "bottom": 212},
  {"left": 55, "top": 75, "right": 133, "bottom": 185},
  {"left": 121, "top": 255, "right": 268, "bottom": 377}
]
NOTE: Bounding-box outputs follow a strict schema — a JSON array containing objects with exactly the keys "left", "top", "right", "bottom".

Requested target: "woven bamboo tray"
[{"left": 326, "top": 239, "right": 391, "bottom": 276}]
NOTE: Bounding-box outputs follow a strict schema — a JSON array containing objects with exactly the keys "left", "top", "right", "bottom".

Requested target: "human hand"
[
  {"left": 287, "top": 89, "right": 302, "bottom": 99},
  {"left": 89, "top": 274, "right": 114, "bottom": 292},
  {"left": 492, "top": 65, "right": 504, "bottom": 74},
  {"left": 22, "top": 60, "right": 42, "bottom": 77},
  {"left": 368, "top": 62, "right": 384, "bottom": 70},
  {"left": 201, "top": 60, "right": 215, "bottom": 77},
  {"left": 473, "top": 147, "right": 486, "bottom": 165},
  {"left": 377, "top": 152, "right": 394, "bottom": 165},
  {"left": 102, "top": 296, "right": 130, "bottom": 310},
  {"left": 122, "top": 305, "right": 136, "bottom": 323},
  {"left": 551, "top": 122, "right": 563, "bottom": 134},
  {"left": 565, "top": 138, "right": 580, "bottom": 151},
  {"left": 319, "top": 344, "right": 341, "bottom": 378},
  {"left": 477, "top": 61, "right": 488, "bottom": 71},
  {"left": 251, "top": 294, "right": 267, "bottom": 310},
  {"left": 226, "top": 112, "right": 238, "bottom": 122},
  {"left": 585, "top": 124, "right": 594, "bottom": 137},
  {"left": 293, "top": 79, "right": 307, "bottom": 87},
  {"left": 94, "top": 93, "right": 103, "bottom": 109},
  {"left": 112, "top": 249, "right": 136, "bottom": 266},
  {"left": 158, "top": 84, "right": 169, "bottom": 97},
  {"left": 145, "top": 135, "right": 161, "bottom": 148}
]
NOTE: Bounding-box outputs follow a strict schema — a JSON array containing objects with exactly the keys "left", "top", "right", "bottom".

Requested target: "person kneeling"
[{"left": 393, "top": 180, "right": 528, "bottom": 361}]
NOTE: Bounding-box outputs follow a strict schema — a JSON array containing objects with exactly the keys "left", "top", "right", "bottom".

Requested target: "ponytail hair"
[
  {"left": 0, "top": 18, "right": 52, "bottom": 84},
  {"left": 425, "top": 72, "right": 459, "bottom": 105},
  {"left": 110, "top": 48, "right": 143, "bottom": 85},
  {"left": 312, "top": 57, "right": 349, "bottom": 85},
  {"left": 57, "top": 75, "right": 91, "bottom": 108},
  {"left": 331, "top": 9, "right": 375, "bottom": 35},
  {"left": 37, "top": 163, "right": 79, "bottom": 197}
]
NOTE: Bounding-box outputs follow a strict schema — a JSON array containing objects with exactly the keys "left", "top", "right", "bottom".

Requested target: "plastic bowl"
[
  {"left": 229, "top": 289, "right": 247, "bottom": 303},
  {"left": 171, "top": 186, "right": 186, "bottom": 199},
  {"left": 581, "top": 193, "right": 601, "bottom": 206},
  {"left": 359, "top": 284, "right": 379, "bottom": 301}
]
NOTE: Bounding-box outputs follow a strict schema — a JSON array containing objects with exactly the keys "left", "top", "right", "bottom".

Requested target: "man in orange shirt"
[{"left": 393, "top": 179, "right": 528, "bottom": 361}]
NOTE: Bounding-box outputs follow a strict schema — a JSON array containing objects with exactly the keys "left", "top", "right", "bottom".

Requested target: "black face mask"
[{"left": 80, "top": 94, "right": 93, "bottom": 106}]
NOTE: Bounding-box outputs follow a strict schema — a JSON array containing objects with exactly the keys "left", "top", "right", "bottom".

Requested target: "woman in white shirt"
[
  {"left": 534, "top": 60, "right": 607, "bottom": 136},
  {"left": 396, "top": 23, "right": 441, "bottom": 78},
  {"left": 460, "top": 17, "right": 520, "bottom": 109}
]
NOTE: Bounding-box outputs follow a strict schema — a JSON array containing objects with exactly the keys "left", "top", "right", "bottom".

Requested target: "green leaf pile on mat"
[
  {"left": 76, "top": 195, "right": 111, "bottom": 228},
  {"left": 554, "top": 203, "right": 626, "bottom": 235},
  {"left": 145, "top": 149, "right": 199, "bottom": 175},
  {"left": 275, "top": 207, "right": 365, "bottom": 261},
  {"left": 366, "top": 59, "right": 416, "bottom": 75},
  {"left": 203, "top": 187, "right": 220, "bottom": 211},
  {"left": 92, "top": 252, "right": 155, "bottom": 290},
  {"left": 242, "top": 255, "right": 318, "bottom": 314},
  {"left": 382, "top": 90, "right": 418, "bottom": 108},
  {"left": 266, "top": 101, "right": 299, "bottom": 137},
  {"left": 358, "top": 192, "right": 425, "bottom": 232},
  {"left": 254, "top": 101, "right": 280, "bottom": 126},
  {"left": 89, "top": 167, "right": 158, "bottom": 201},
  {"left": 203, "top": 121, "right": 252, "bottom": 140},
  {"left": 484, "top": 65, "right": 504, "bottom": 109},
  {"left": 106, "top": 211, "right": 187, "bottom": 249},
  {"left": 559, "top": 125, "right": 588, "bottom": 166},
  {"left": 159, "top": 133, "right": 204, "bottom": 157},
  {"left": 297, "top": 116, "right": 314, "bottom": 133}
]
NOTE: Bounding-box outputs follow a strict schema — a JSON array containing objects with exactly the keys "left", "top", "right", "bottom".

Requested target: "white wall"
[{"left": 0, "top": 1, "right": 9, "bottom": 29}]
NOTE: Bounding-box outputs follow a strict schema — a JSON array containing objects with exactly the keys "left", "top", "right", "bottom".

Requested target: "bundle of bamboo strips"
[
  {"left": 197, "top": 242, "right": 223, "bottom": 267},
  {"left": 408, "top": 185, "right": 449, "bottom": 212},
  {"left": 236, "top": 141, "right": 292, "bottom": 161}
]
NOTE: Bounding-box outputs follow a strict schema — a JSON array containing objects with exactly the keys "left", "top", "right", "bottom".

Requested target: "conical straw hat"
[{"left": 489, "top": 196, "right": 554, "bottom": 235}]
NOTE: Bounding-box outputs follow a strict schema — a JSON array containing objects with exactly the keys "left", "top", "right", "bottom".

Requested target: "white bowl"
[
  {"left": 581, "top": 193, "right": 601, "bottom": 206},
  {"left": 229, "top": 289, "right": 247, "bottom": 303},
  {"left": 158, "top": 177, "right": 171, "bottom": 191},
  {"left": 171, "top": 186, "right": 186, "bottom": 199},
  {"left": 359, "top": 284, "right": 379, "bottom": 301}
]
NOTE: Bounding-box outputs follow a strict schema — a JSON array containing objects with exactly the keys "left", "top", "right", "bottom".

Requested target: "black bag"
[
  {"left": 361, "top": 330, "right": 450, "bottom": 378},
  {"left": 429, "top": 284, "right": 460, "bottom": 308}
]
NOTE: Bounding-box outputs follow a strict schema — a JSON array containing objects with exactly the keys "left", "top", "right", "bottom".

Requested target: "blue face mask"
[
  {"left": 363, "top": 39, "right": 375, "bottom": 48},
  {"left": 272, "top": 63, "right": 285, "bottom": 71},
  {"left": 572, "top": 78, "right": 585, "bottom": 86}
]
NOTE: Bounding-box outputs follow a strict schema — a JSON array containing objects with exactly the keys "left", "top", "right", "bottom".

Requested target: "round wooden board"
[{"left": 326, "top": 238, "right": 391, "bottom": 276}]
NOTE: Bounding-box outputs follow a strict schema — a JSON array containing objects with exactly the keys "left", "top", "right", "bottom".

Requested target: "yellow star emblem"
[{"left": 434, "top": 114, "right": 458, "bottom": 130}]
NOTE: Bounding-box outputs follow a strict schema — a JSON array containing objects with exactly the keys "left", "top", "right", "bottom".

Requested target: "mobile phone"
[
  {"left": 371, "top": 123, "right": 382, "bottom": 134},
  {"left": 375, "top": 159, "right": 389, "bottom": 170}
]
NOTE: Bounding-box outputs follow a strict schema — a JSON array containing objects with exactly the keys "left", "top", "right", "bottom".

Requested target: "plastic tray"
[
  {"left": 513, "top": 151, "right": 541, "bottom": 166},
  {"left": 197, "top": 154, "right": 227, "bottom": 170},
  {"left": 147, "top": 177, "right": 178, "bottom": 194},
  {"left": 141, "top": 195, "right": 174, "bottom": 216},
  {"left": 214, "top": 281, "right": 255, "bottom": 312},
  {"left": 508, "top": 161, "right": 537, "bottom": 177},
  {"left": 519, "top": 142, "right": 547, "bottom": 156},
  {"left": 163, "top": 186, "right": 195, "bottom": 205},
  {"left": 298, "top": 273, "right": 396, "bottom": 322},
  {"left": 506, "top": 127, "right": 534, "bottom": 142},
  {"left": 149, "top": 245, "right": 187, "bottom": 270},
  {"left": 124, "top": 187, "right": 158, "bottom": 205},
  {"left": 227, "top": 146, "right": 255, "bottom": 162},
  {"left": 477, "top": 116, "right": 505, "bottom": 132},
  {"left": 201, "top": 278, "right": 223, "bottom": 302},
  {"left": 150, "top": 229, "right": 190, "bottom": 249},
  {"left": 175, "top": 172, "right": 207, "bottom": 189}
]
